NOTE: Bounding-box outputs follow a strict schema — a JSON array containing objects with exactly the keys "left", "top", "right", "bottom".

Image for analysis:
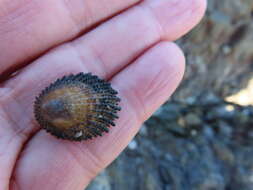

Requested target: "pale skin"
[{"left": 0, "top": 0, "right": 206, "bottom": 189}]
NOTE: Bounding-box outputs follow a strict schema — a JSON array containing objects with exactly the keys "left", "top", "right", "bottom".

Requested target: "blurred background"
[{"left": 87, "top": 0, "right": 253, "bottom": 189}]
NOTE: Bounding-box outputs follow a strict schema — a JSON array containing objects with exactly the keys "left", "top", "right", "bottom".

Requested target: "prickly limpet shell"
[{"left": 34, "top": 72, "right": 121, "bottom": 141}]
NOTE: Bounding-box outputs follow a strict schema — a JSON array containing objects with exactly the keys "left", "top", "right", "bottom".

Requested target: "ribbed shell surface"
[{"left": 34, "top": 73, "right": 121, "bottom": 141}]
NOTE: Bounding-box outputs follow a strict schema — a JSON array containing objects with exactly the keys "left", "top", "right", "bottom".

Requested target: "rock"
[
  {"left": 206, "top": 105, "right": 235, "bottom": 120},
  {"left": 139, "top": 124, "right": 148, "bottom": 136},
  {"left": 167, "top": 122, "right": 188, "bottom": 137},
  {"left": 86, "top": 171, "right": 111, "bottom": 190},
  {"left": 160, "top": 103, "right": 183, "bottom": 121},
  {"left": 184, "top": 113, "right": 202, "bottom": 127},
  {"left": 212, "top": 142, "right": 235, "bottom": 164},
  {"left": 144, "top": 173, "right": 162, "bottom": 190},
  {"left": 216, "top": 120, "right": 233, "bottom": 138},
  {"left": 202, "top": 125, "right": 215, "bottom": 139},
  {"left": 127, "top": 140, "right": 138, "bottom": 150},
  {"left": 198, "top": 92, "right": 221, "bottom": 105},
  {"left": 196, "top": 175, "right": 225, "bottom": 190}
]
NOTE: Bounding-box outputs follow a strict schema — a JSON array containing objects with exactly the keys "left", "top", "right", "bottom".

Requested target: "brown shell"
[{"left": 34, "top": 72, "right": 121, "bottom": 141}]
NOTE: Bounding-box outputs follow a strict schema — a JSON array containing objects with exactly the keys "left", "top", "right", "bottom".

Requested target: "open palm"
[{"left": 0, "top": 0, "right": 206, "bottom": 189}]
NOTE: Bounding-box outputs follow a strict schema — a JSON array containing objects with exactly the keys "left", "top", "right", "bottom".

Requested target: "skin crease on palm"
[{"left": 0, "top": 0, "right": 206, "bottom": 189}]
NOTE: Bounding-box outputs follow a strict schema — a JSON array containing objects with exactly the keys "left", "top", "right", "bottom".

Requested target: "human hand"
[{"left": 0, "top": 0, "right": 206, "bottom": 189}]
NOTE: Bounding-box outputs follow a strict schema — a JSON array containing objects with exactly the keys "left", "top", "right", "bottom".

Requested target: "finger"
[
  {"left": 69, "top": 0, "right": 206, "bottom": 79},
  {"left": 11, "top": 42, "right": 185, "bottom": 190},
  {"left": 0, "top": 0, "right": 140, "bottom": 78},
  {"left": 0, "top": 0, "right": 206, "bottom": 80}
]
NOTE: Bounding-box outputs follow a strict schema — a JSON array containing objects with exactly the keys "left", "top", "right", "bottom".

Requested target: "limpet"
[{"left": 34, "top": 72, "right": 121, "bottom": 141}]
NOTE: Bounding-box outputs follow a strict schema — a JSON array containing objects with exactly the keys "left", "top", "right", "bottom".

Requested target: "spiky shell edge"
[{"left": 34, "top": 72, "right": 121, "bottom": 141}]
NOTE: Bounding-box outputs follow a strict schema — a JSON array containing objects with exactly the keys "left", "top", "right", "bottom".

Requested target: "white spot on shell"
[{"left": 74, "top": 131, "right": 83, "bottom": 138}]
